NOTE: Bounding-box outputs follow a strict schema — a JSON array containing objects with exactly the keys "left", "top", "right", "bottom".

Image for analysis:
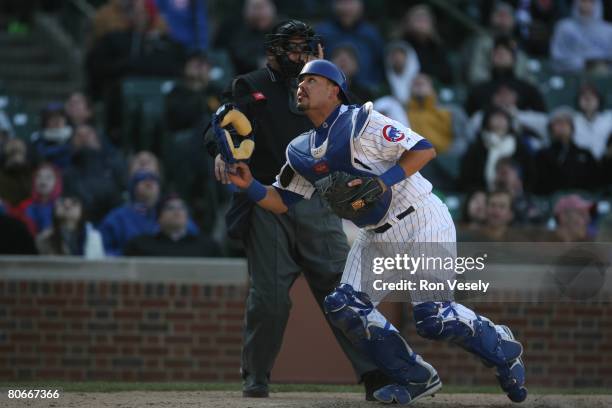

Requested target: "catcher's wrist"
[
  {"left": 245, "top": 179, "right": 267, "bottom": 202},
  {"left": 379, "top": 164, "right": 406, "bottom": 188}
]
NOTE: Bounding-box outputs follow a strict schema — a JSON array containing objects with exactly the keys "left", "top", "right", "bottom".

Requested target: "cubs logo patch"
[
  {"left": 382, "top": 125, "right": 405, "bottom": 142},
  {"left": 313, "top": 161, "right": 329, "bottom": 174}
]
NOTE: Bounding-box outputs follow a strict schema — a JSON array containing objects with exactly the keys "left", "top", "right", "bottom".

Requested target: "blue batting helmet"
[{"left": 299, "top": 60, "right": 349, "bottom": 103}]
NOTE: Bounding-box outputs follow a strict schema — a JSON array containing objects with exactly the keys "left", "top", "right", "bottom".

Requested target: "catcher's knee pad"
[
  {"left": 324, "top": 284, "right": 373, "bottom": 343},
  {"left": 413, "top": 302, "right": 523, "bottom": 367}
]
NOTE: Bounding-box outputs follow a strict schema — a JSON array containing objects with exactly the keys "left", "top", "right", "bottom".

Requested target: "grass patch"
[{"left": 0, "top": 382, "right": 609, "bottom": 395}]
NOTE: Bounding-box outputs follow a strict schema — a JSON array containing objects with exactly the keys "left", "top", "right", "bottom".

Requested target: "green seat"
[
  {"left": 206, "top": 49, "right": 235, "bottom": 91},
  {"left": 120, "top": 77, "right": 176, "bottom": 154},
  {"left": 539, "top": 73, "right": 579, "bottom": 110},
  {"left": 3, "top": 95, "right": 38, "bottom": 141},
  {"left": 583, "top": 75, "right": 612, "bottom": 110}
]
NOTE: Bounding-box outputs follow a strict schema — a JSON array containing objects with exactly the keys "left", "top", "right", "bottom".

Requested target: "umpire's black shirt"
[{"left": 224, "top": 65, "right": 312, "bottom": 184}]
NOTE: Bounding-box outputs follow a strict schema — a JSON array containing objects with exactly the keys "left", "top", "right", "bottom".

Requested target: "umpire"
[{"left": 211, "top": 20, "right": 387, "bottom": 399}]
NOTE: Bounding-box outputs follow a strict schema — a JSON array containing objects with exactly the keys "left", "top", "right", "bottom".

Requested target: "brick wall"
[
  {"left": 0, "top": 257, "right": 610, "bottom": 388},
  {"left": 0, "top": 279, "right": 246, "bottom": 382}
]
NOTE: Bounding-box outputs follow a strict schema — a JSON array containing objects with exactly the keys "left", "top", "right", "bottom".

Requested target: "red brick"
[
  {"left": 76, "top": 282, "right": 85, "bottom": 295},
  {"left": 191, "top": 285, "right": 199, "bottom": 297},
  {"left": 121, "top": 282, "right": 130, "bottom": 296},
  {"left": 188, "top": 372, "right": 217, "bottom": 381},
  {"left": 226, "top": 301, "right": 245, "bottom": 309},
  {"left": 140, "top": 347, "right": 168, "bottom": 356},
  {"left": 53, "top": 282, "right": 63, "bottom": 295},
  {"left": 68, "top": 370, "right": 85, "bottom": 381},
  {"left": 0, "top": 345, "right": 16, "bottom": 353},
  {"left": 61, "top": 334, "right": 91, "bottom": 343},
  {"left": 37, "top": 345, "right": 66, "bottom": 354},
  {"left": 168, "top": 284, "right": 176, "bottom": 296},
  {"left": 37, "top": 369, "right": 65, "bottom": 379},
  {"left": 11, "top": 308, "right": 41, "bottom": 318},
  {"left": 113, "top": 335, "right": 142, "bottom": 343},
  {"left": 166, "top": 312, "right": 194, "bottom": 320},
  {"left": 113, "top": 310, "right": 143, "bottom": 320},
  {"left": 62, "top": 309, "right": 91, "bottom": 319},
  {"left": 574, "top": 355, "right": 602, "bottom": 363},
  {"left": 190, "top": 324, "right": 220, "bottom": 333},
  {"left": 99, "top": 282, "right": 108, "bottom": 296},
  {"left": 18, "top": 297, "right": 33, "bottom": 305},
  {"left": 218, "top": 313, "right": 242, "bottom": 321},
  {"left": 144, "top": 359, "right": 159, "bottom": 368},
  {"left": 216, "top": 337, "right": 241, "bottom": 345},
  {"left": 63, "top": 282, "right": 73, "bottom": 294},
  {"left": 191, "top": 348, "right": 221, "bottom": 357},
  {"left": 174, "top": 324, "right": 188, "bottom": 333},
  {"left": 38, "top": 321, "right": 66, "bottom": 331},
  {"left": 138, "top": 371, "right": 167, "bottom": 381},
  {"left": 19, "top": 281, "right": 28, "bottom": 292},
  {"left": 70, "top": 298, "right": 85, "bottom": 307},
  {"left": 165, "top": 336, "right": 192, "bottom": 344},
  {"left": 145, "top": 336, "right": 160, "bottom": 345},
  {"left": 164, "top": 359, "right": 193, "bottom": 368},
  {"left": 0, "top": 297, "right": 16, "bottom": 305},
  {"left": 140, "top": 299, "right": 168, "bottom": 308},
  {"left": 193, "top": 301, "right": 220, "bottom": 308},
  {"left": 88, "top": 346, "right": 117, "bottom": 354},
  {"left": 36, "top": 298, "right": 68, "bottom": 307},
  {"left": 12, "top": 332, "right": 41, "bottom": 342}
]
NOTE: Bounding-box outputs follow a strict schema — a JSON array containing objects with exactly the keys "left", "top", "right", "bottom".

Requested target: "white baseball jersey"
[{"left": 271, "top": 102, "right": 457, "bottom": 297}]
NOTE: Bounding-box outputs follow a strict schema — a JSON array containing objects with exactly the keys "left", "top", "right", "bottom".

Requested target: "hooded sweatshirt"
[
  {"left": 550, "top": 0, "right": 612, "bottom": 72},
  {"left": 384, "top": 41, "right": 420, "bottom": 104}
]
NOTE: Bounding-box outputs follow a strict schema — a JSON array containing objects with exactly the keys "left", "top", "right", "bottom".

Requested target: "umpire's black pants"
[{"left": 241, "top": 195, "right": 376, "bottom": 390}]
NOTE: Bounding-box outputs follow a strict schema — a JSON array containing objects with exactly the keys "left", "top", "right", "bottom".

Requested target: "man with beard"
[{"left": 209, "top": 19, "right": 386, "bottom": 399}]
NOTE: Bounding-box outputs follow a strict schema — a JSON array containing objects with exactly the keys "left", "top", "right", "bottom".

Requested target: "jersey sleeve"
[
  {"left": 272, "top": 161, "right": 316, "bottom": 200},
  {"left": 358, "top": 111, "right": 430, "bottom": 162}
]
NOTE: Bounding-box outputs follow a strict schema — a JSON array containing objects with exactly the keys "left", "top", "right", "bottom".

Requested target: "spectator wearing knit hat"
[
  {"left": 99, "top": 171, "right": 162, "bottom": 255},
  {"left": 535, "top": 107, "right": 600, "bottom": 194}
]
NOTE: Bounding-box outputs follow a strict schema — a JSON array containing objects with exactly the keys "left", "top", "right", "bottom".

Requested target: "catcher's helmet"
[{"left": 299, "top": 59, "right": 349, "bottom": 103}]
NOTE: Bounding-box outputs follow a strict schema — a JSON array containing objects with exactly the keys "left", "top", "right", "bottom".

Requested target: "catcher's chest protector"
[{"left": 286, "top": 104, "right": 392, "bottom": 227}]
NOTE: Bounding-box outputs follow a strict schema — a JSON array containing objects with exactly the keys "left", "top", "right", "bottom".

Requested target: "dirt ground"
[{"left": 4, "top": 391, "right": 612, "bottom": 408}]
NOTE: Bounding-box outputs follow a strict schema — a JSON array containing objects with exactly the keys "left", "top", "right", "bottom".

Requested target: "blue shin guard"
[
  {"left": 324, "top": 284, "right": 439, "bottom": 394},
  {"left": 413, "top": 302, "right": 527, "bottom": 403}
]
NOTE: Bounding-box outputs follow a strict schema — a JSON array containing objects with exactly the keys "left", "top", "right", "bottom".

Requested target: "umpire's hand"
[
  {"left": 214, "top": 154, "right": 232, "bottom": 185},
  {"left": 227, "top": 162, "right": 254, "bottom": 190}
]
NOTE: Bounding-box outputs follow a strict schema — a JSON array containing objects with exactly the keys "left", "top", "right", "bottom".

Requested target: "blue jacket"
[
  {"left": 156, "top": 0, "right": 208, "bottom": 51},
  {"left": 316, "top": 19, "right": 385, "bottom": 87},
  {"left": 99, "top": 203, "right": 201, "bottom": 256},
  {"left": 25, "top": 201, "right": 54, "bottom": 233}
]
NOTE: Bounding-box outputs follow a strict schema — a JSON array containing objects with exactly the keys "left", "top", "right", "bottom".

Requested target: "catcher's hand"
[
  {"left": 211, "top": 104, "right": 255, "bottom": 164},
  {"left": 314, "top": 171, "right": 386, "bottom": 220}
]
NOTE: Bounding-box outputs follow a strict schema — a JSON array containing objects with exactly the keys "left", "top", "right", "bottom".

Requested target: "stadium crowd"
[{"left": 1, "top": 0, "right": 612, "bottom": 256}]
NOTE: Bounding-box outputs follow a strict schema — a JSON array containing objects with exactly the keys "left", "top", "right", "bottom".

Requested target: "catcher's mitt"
[
  {"left": 211, "top": 104, "right": 255, "bottom": 163},
  {"left": 314, "top": 171, "right": 385, "bottom": 220}
]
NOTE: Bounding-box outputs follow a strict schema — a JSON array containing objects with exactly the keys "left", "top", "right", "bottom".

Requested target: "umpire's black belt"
[{"left": 372, "top": 206, "right": 415, "bottom": 234}]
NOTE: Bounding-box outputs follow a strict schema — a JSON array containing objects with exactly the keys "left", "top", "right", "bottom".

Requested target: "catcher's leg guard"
[
  {"left": 413, "top": 301, "right": 527, "bottom": 402},
  {"left": 324, "top": 284, "right": 441, "bottom": 397}
]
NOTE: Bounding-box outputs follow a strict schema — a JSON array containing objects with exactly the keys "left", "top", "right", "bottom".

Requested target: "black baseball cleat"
[
  {"left": 242, "top": 387, "right": 269, "bottom": 398},
  {"left": 362, "top": 370, "right": 393, "bottom": 401}
]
